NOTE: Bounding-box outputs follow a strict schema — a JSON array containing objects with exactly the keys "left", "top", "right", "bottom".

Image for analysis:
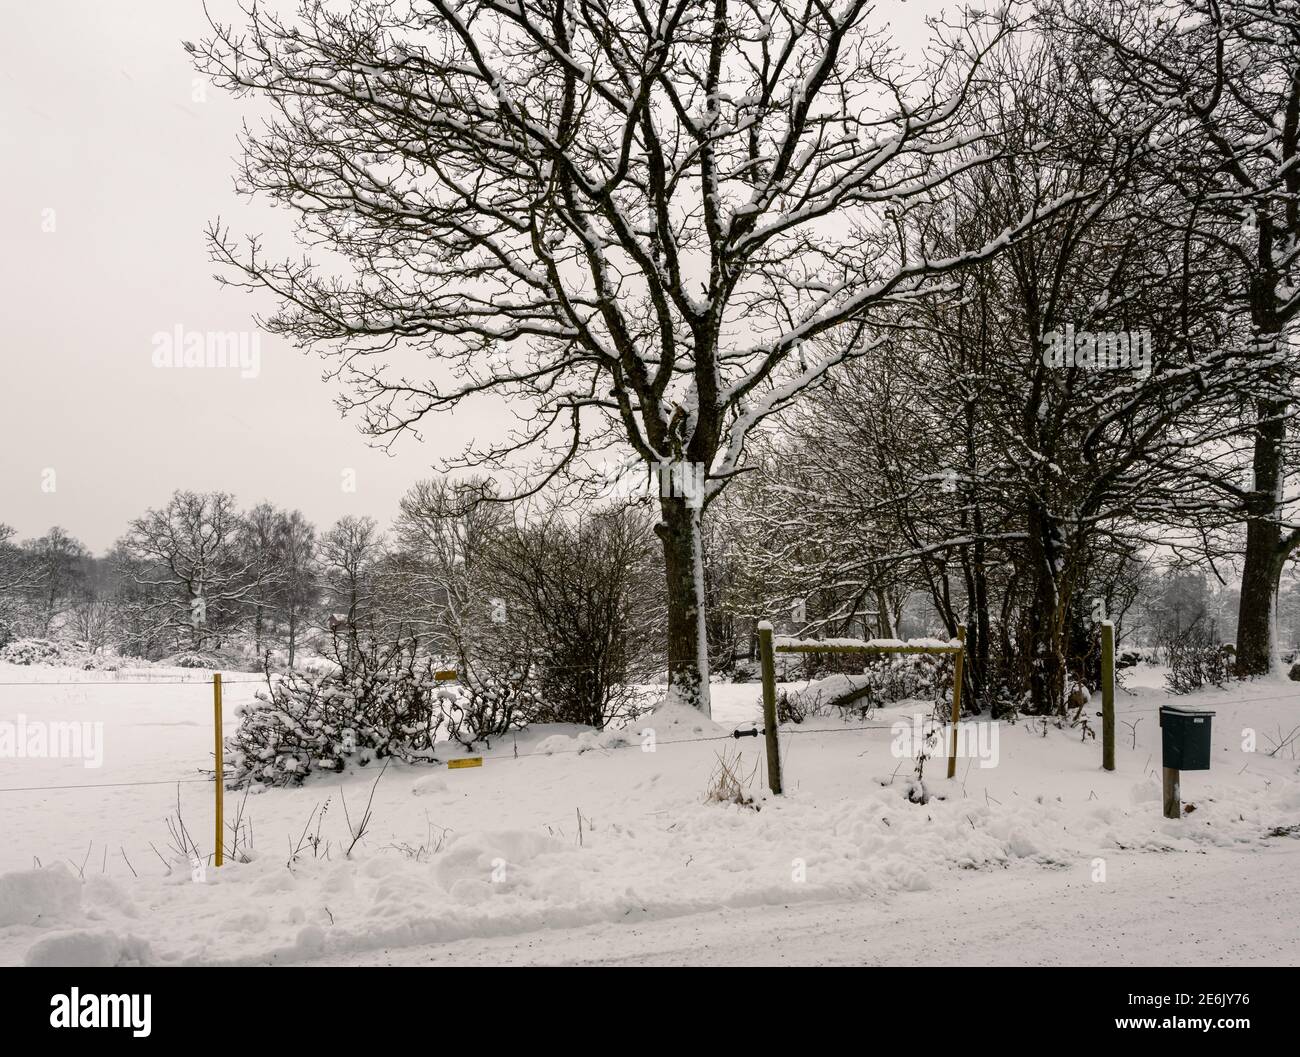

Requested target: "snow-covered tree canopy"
[{"left": 193, "top": 0, "right": 1070, "bottom": 492}]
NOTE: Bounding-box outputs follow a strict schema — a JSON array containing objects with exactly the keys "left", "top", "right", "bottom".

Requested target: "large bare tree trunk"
[
  {"left": 1236, "top": 390, "right": 1288, "bottom": 676},
  {"left": 656, "top": 496, "right": 711, "bottom": 716},
  {"left": 1025, "top": 502, "right": 1067, "bottom": 714},
  {"left": 1236, "top": 260, "right": 1291, "bottom": 677}
]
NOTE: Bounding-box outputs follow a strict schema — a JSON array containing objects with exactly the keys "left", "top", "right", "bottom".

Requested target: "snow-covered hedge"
[
  {"left": 0, "top": 638, "right": 64, "bottom": 665},
  {"left": 227, "top": 663, "right": 452, "bottom": 785},
  {"left": 227, "top": 658, "right": 540, "bottom": 785},
  {"left": 0, "top": 638, "right": 122, "bottom": 670}
]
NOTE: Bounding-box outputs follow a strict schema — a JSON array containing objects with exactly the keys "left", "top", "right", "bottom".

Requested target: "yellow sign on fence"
[{"left": 447, "top": 757, "right": 483, "bottom": 769}]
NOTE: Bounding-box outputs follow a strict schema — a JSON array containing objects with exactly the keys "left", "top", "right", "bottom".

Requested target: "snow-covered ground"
[{"left": 1, "top": 662, "right": 1297, "bottom": 966}]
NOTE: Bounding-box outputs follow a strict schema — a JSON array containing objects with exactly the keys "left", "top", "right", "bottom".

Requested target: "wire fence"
[{"left": 0, "top": 670, "right": 1290, "bottom": 795}]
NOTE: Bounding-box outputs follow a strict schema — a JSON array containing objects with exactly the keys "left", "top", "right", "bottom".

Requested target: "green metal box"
[{"left": 1159, "top": 706, "right": 1214, "bottom": 771}]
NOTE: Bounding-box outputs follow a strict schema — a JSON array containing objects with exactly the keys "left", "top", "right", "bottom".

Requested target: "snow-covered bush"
[
  {"left": 73, "top": 650, "right": 120, "bottom": 672},
  {"left": 444, "top": 672, "right": 539, "bottom": 749},
  {"left": 227, "top": 657, "right": 452, "bottom": 786},
  {"left": 0, "top": 638, "right": 63, "bottom": 665}
]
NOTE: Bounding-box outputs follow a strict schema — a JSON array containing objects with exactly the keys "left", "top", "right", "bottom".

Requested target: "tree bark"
[
  {"left": 1236, "top": 263, "right": 1290, "bottom": 677},
  {"left": 1025, "top": 502, "right": 1066, "bottom": 714},
  {"left": 1236, "top": 394, "right": 1288, "bottom": 675},
  {"left": 655, "top": 495, "right": 711, "bottom": 716}
]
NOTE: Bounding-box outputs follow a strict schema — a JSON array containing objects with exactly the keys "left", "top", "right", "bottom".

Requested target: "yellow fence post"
[
  {"left": 213, "top": 672, "right": 224, "bottom": 868},
  {"left": 946, "top": 624, "right": 967, "bottom": 779}
]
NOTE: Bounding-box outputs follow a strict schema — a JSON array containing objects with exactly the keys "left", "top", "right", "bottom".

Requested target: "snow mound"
[
  {"left": 644, "top": 701, "right": 726, "bottom": 740},
  {"left": 534, "top": 727, "right": 636, "bottom": 755},
  {"left": 23, "top": 929, "right": 152, "bottom": 967},
  {"left": 531, "top": 701, "right": 720, "bottom": 756},
  {"left": 411, "top": 774, "right": 448, "bottom": 796},
  {"left": 0, "top": 865, "right": 82, "bottom": 927},
  {"left": 434, "top": 830, "right": 571, "bottom": 896}
]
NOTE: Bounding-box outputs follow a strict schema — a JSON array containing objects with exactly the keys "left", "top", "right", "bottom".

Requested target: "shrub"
[
  {"left": 838, "top": 653, "right": 954, "bottom": 718},
  {"left": 228, "top": 655, "right": 452, "bottom": 786},
  {"left": 1165, "top": 626, "right": 1233, "bottom": 694},
  {"left": 774, "top": 653, "right": 955, "bottom": 722},
  {"left": 444, "top": 671, "right": 539, "bottom": 749},
  {"left": 0, "top": 638, "right": 63, "bottom": 665},
  {"left": 776, "top": 685, "right": 818, "bottom": 724}
]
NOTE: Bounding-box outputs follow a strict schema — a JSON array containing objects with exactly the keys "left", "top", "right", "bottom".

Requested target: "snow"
[
  {"left": 1, "top": 662, "right": 1298, "bottom": 965},
  {"left": 0, "top": 865, "right": 81, "bottom": 927},
  {"left": 329, "top": 846, "right": 1300, "bottom": 966},
  {"left": 774, "top": 635, "right": 961, "bottom": 650},
  {"left": 24, "top": 929, "right": 152, "bottom": 968}
]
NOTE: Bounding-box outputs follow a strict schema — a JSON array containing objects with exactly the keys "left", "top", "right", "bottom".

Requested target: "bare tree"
[
  {"left": 387, "top": 475, "right": 506, "bottom": 657},
  {"left": 0, "top": 524, "right": 40, "bottom": 641},
  {"left": 733, "top": 23, "right": 1257, "bottom": 713},
  {"left": 1061, "top": 0, "right": 1300, "bottom": 674},
  {"left": 279, "top": 510, "right": 318, "bottom": 668},
  {"left": 488, "top": 502, "right": 660, "bottom": 727},
  {"left": 240, "top": 502, "right": 289, "bottom": 655},
  {"left": 125, "top": 491, "right": 260, "bottom": 652},
  {"left": 22, "top": 527, "right": 90, "bottom": 637},
  {"left": 193, "top": 0, "right": 1074, "bottom": 713},
  {"left": 317, "top": 515, "right": 384, "bottom": 664}
]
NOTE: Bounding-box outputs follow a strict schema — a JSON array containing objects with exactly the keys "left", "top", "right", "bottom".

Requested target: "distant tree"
[
  {"left": 239, "top": 502, "right": 289, "bottom": 656},
  {"left": 387, "top": 476, "right": 506, "bottom": 657},
  {"left": 317, "top": 515, "right": 383, "bottom": 664},
  {"left": 278, "top": 511, "right": 317, "bottom": 668},
  {"left": 0, "top": 524, "right": 40, "bottom": 644},
  {"left": 1151, "top": 569, "right": 1213, "bottom": 650},
  {"left": 22, "top": 527, "right": 90, "bottom": 637},
  {"left": 67, "top": 597, "right": 116, "bottom": 654},
  {"left": 125, "top": 491, "right": 260, "bottom": 652}
]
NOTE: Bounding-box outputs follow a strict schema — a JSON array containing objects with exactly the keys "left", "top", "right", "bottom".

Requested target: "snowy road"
[{"left": 323, "top": 845, "right": 1300, "bottom": 966}]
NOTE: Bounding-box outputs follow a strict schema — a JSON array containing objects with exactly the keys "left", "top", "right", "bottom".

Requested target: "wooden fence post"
[
  {"left": 757, "top": 621, "right": 783, "bottom": 795},
  {"left": 213, "top": 673, "right": 224, "bottom": 868},
  {"left": 1101, "top": 621, "right": 1115, "bottom": 772},
  {"left": 1163, "top": 767, "right": 1180, "bottom": 819},
  {"left": 946, "top": 624, "right": 967, "bottom": 779}
]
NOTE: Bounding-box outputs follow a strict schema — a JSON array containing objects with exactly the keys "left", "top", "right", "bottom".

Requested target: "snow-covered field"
[{"left": 1, "top": 663, "right": 1297, "bottom": 966}]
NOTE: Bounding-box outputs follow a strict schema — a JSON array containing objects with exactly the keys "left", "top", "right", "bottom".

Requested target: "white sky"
[{"left": 0, "top": 0, "right": 942, "bottom": 554}]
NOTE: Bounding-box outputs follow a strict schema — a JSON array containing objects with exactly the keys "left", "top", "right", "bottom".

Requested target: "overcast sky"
[{"left": 0, "top": 0, "right": 940, "bottom": 555}]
